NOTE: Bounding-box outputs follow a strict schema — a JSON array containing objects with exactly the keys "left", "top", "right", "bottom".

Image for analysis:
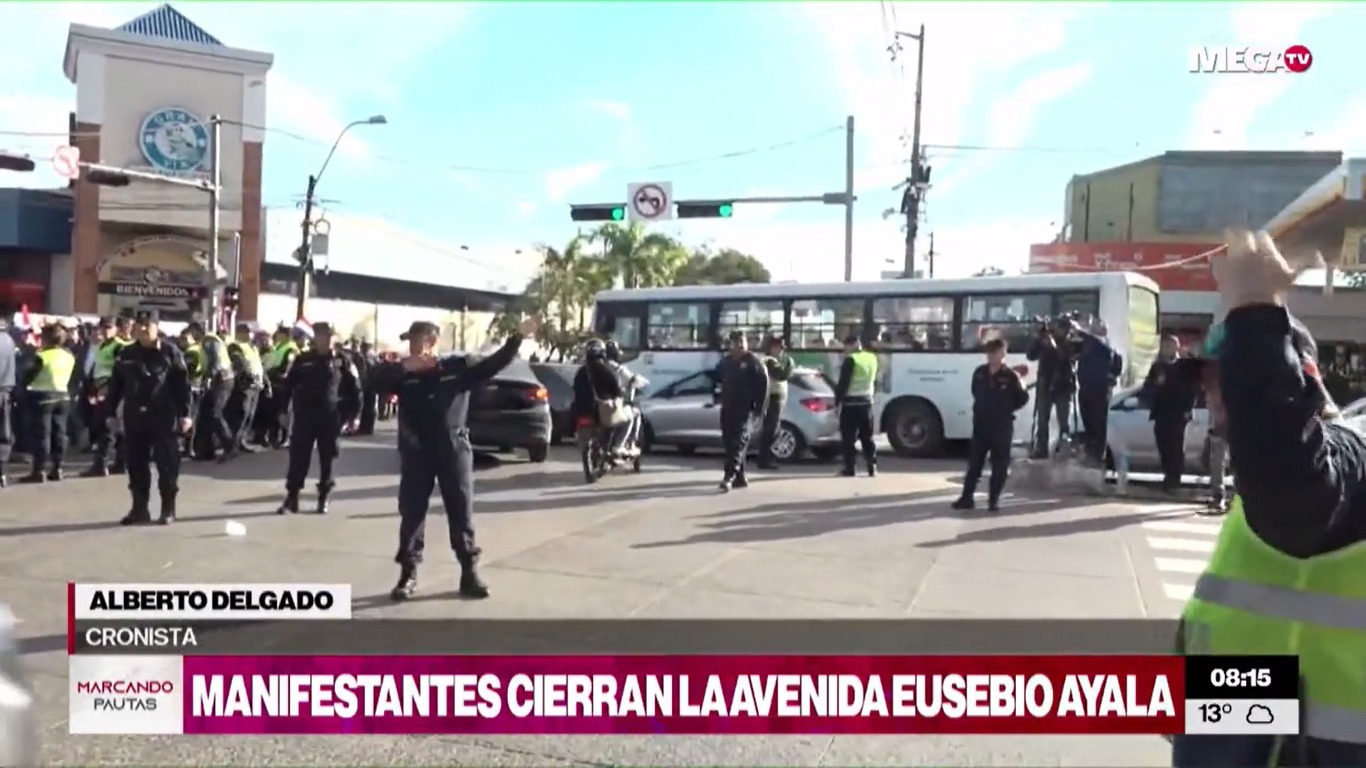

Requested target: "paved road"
[{"left": 2, "top": 430, "right": 1205, "bottom": 766}]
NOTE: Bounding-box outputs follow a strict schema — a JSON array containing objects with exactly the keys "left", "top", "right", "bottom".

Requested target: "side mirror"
[{"left": 1123, "top": 397, "right": 1140, "bottom": 409}]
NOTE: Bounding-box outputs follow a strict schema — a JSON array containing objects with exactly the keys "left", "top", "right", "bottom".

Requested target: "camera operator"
[
  {"left": 1076, "top": 319, "right": 1123, "bottom": 464},
  {"left": 1026, "top": 313, "right": 1083, "bottom": 458}
]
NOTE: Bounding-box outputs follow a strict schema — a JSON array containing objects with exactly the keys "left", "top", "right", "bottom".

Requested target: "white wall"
[{"left": 256, "top": 293, "right": 499, "bottom": 352}]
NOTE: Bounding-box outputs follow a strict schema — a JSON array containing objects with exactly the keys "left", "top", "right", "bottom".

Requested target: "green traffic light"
[
  {"left": 718, "top": 204, "right": 733, "bottom": 218},
  {"left": 611, "top": 207, "right": 625, "bottom": 221}
]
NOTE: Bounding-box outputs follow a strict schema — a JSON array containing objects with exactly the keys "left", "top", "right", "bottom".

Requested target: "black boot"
[
  {"left": 951, "top": 496, "right": 975, "bottom": 511},
  {"left": 158, "top": 491, "right": 177, "bottom": 525},
  {"left": 314, "top": 483, "right": 333, "bottom": 514},
  {"left": 276, "top": 491, "right": 299, "bottom": 515},
  {"left": 120, "top": 493, "right": 153, "bottom": 525},
  {"left": 46, "top": 467, "right": 63, "bottom": 482},
  {"left": 110, "top": 458, "right": 126, "bottom": 475},
  {"left": 733, "top": 472, "right": 749, "bottom": 489},
  {"left": 389, "top": 565, "right": 417, "bottom": 601},
  {"left": 82, "top": 459, "right": 109, "bottom": 478},
  {"left": 19, "top": 469, "right": 45, "bottom": 484},
  {"left": 459, "top": 564, "right": 490, "bottom": 599},
  {"left": 718, "top": 476, "right": 733, "bottom": 492},
  {"left": 839, "top": 466, "right": 856, "bottom": 477},
  {"left": 866, "top": 462, "right": 877, "bottom": 478}
]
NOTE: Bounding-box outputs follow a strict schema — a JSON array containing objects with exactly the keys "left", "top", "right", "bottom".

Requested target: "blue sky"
[{"left": 2, "top": 1, "right": 1364, "bottom": 289}]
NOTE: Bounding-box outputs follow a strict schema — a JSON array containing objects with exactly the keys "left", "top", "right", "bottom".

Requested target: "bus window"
[
  {"left": 1056, "top": 291, "right": 1100, "bottom": 320},
  {"left": 790, "top": 298, "right": 865, "bottom": 349},
  {"left": 960, "top": 292, "right": 1052, "bottom": 351},
  {"left": 647, "top": 302, "right": 711, "bottom": 349},
  {"left": 718, "top": 299, "right": 784, "bottom": 348},
  {"left": 1127, "top": 285, "right": 1160, "bottom": 387},
  {"left": 871, "top": 296, "right": 954, "bottom": 351},
  {"left": 594, "top": 302, "right": 643, "bottom": 350}
]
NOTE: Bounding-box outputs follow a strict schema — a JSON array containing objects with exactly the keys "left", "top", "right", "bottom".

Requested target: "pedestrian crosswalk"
[{"left": 1141, "top": 515, "right": 1226, "bottom": 601}]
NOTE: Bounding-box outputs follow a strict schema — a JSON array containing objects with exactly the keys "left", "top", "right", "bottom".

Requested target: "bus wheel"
[{"left": 886, "top": 400, "right": 944, "bottom": 458}]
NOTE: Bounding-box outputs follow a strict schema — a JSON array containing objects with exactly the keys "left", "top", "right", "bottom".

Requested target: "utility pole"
[
  {"left": 208, "top": 115, "right": 223, "bottom": 328},
  {"left": 896, "top": 25, "right": 927, "bottom": 278},
  {"left": 842, "top": 114, "right": 856, "bottom": 282},
  {"left": 295, "top": 174, "right": 318, "bottom": 321}
]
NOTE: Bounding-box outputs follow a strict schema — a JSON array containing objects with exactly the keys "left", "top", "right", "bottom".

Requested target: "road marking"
[
  {"left": 1164, "top": 583, "right": 1196, "bottom": 601},
  {"left": 1145, "top": 537, "right": 1216, "bottom": 554},
  {"left": 1154, "top": 557, "right": 1208, "bottom": 574},
  {"left": 1143, "top": 519, "right": 1225, "bottom": 535}
]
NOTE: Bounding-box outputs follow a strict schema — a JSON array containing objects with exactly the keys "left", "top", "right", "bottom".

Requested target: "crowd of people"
[{"left": 0, "top": 315, "right": 393, "bottom": 489}]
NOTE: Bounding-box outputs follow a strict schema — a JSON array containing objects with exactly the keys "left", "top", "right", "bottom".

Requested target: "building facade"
[
  {"left": 64, "top": 4, "right": 272, "bottom": 320},
  {"left": 0, "top": 189, "right": 75, "bottom": 316}
]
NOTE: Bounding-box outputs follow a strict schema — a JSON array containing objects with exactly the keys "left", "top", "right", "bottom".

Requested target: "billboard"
[{"left": 1028, "top": 242, "right": 1218, "bottom": 292}]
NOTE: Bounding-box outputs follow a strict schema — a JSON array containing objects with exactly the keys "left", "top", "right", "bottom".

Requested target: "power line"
[{"left": 0, "top": 121, "right": 847, "bottom": 178}]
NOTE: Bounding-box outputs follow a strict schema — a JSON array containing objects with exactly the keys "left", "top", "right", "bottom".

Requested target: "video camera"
[{"left": 1034, "top": 311, "right": 1083, "bottom": 338}]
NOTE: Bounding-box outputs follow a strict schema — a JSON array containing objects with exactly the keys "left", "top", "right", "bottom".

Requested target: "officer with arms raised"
[
  {"left": 106, "top": 311, "right": 193, "bottom": 525},
  {"left": 374, "top": 317, "right": 533, "bottom": 601},
  {"left": 19, "top": 324, "right": 75, "bottom": 483},
  {"left": 833, "top": 333, "right": 878, "bottom": 477},
  {"left": 1172, "top": 230, "right": 1366, "bottom": 767},
  {"left": 275, "top": 322, "right": 360, "bottom": 516}
]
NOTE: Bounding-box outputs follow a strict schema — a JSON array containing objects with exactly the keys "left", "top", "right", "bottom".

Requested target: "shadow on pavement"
[
  {"left": 913, "top": 505, "right": 1196, "bottom": 550},
  {"left": 0, "top": 506, "right": 287, "bottom": 539}
]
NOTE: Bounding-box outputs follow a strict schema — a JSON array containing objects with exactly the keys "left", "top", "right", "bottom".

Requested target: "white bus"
[{"left": 592, "top": 271, "right": 1160, "bottom": 457}]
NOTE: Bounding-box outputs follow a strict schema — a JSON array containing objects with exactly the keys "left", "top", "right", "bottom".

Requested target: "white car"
[
  {"left": 0, "top": 604, "right": 36, "bottom": 766},
  {"left": 1105, "top": 387, "right": 1213, "bottom": 474}
]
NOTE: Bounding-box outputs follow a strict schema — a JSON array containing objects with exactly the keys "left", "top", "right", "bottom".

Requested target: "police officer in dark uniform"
[
  {"left": 356, "top": 341, "right": 379, "bottom": 435},
  {"left": 833, "top": 333, "right": 879, "bottom": 477},
  {"left": 953, "top": 337, "right": 1029, "bottom": 512},
  {"left": 81, "top": 317, "right": 132, "bottom": 476},
  {"left": 106, "top": 311, "right": 193, "bottom": 525},
  {"left": 713, "top": 330, "right": 769, "bottom": 492},
  {"left": 275, "top": 322, "right": 361, "bottom": 516},
  {"left": 1143, "top": 334, "right": 1196, "bottom": 492},
  {"left": 373, "top": 318, "right": 532, "bottom": 601}
]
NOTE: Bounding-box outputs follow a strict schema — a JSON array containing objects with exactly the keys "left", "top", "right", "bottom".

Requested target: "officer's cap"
[
  {"left": 400, "top": 321, "right": 440, "bottom": 341},
  {"left": 235, "top": 322, "right": 252, "bottom": 333},
  {"left": 97, "top": 317, "right": 115, "bottom": 329},
  {"left": 134, "top": 310, "right": 160, "bottom": 323}
]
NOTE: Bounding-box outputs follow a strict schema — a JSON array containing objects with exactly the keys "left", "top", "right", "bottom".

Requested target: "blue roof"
[{"left": 116, "top": 4, "right": 222, "bottom": 47}]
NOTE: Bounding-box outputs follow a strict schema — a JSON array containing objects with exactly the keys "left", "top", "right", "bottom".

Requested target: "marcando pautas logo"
[{"left": 139, "top": 107, "right": 210, "bottom": 172}]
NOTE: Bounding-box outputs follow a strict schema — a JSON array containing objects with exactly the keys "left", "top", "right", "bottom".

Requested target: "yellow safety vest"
[
  {"left": 32, "top": 347, "right": 75, "bottom": 394},
  {"left": 846, "top": 350, "right": 878, "bottom": 398},
  {"left": 264, "top": 341, "right": 299, "bottom": 370},
  {"left": 1181, "top": 495, "right": 1366, "bottom": 744},
  {"left": 232, "top": 342, "right": 265, "bottom": 380},
  {"left": 201, "top": 333, "right": 232, "bottom": 375},
  {"left": 184, "top": 344, "right": 205, "bottom": 383},
  {"left": 92, "top": 337, "right": 130, "bottom": 382}
]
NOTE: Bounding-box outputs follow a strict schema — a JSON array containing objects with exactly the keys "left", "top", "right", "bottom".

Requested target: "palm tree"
[{"left": 591, "top": 222, "right": 688, "bottom": 289}]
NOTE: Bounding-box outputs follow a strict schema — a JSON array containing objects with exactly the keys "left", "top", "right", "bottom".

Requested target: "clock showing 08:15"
[{"left": 1209, "top": 667, "right": 1272, "bottom": 688}]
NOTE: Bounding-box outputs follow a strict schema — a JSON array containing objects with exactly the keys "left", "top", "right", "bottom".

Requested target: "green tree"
[
  {"left": 591, "top": 222, "right": 688, "bottom": 288},
  {"left": 673, "top": 247, "right": 771, "bottom": 285}
]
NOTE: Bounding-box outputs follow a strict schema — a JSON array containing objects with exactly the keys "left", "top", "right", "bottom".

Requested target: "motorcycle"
[{"left": 578, "top": 413, "right": 643, "bottom": 483}]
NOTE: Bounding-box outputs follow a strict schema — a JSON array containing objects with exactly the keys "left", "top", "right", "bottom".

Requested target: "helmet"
[
  {"left": 584, "top": 339, "right": 606, "bottom": 360},
  {"left": 604, "top": 339, "right": 621, "bottom": 362}
]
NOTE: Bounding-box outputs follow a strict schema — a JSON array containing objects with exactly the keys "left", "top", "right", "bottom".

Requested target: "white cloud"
[
  {"left": 934, "top": 61, "right": 1093, "bottom": 197},
  {"left": 1185, "top": 3, "right": 1335, "bottom": 150},
  {"left": 585, "top": 99, "right": 632, "bottom": 121},
  {"left": 514, "top": 200, "right": 538, "bottom": 218},
  {"left": 544, "top": 162, "right": 606, "bottom": 202},
  {"left": 802, "top": 1, "right": 1085, "bottom": 194}
]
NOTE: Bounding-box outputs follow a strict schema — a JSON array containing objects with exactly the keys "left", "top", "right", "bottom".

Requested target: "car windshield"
[{"left": 790, "top": 370, "right": 834, "bottom": 394}]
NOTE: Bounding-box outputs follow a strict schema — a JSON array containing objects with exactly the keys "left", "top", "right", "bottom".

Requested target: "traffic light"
[
  {"left": 0, "top": 152, "right": 35, "bottom": 173},
  {"left": 85, "top": 169, "right": 131, "bottom": 187},
  {"left": 570, "top": 204, "right": 626, "bottom": 222},
  {"left": 676, "top": 201, "right": 734, "bottom": 219}
]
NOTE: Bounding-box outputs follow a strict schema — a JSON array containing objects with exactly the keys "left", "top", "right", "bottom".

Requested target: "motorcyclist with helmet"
[
  {"left": 572, "top": 340, "right": 625, "bottom": 455},
  {"left": 603, "top": 340, "right": 649, "bottom": 456}
]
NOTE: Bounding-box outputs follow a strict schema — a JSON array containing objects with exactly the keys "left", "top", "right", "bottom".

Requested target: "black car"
[
  {"left": 531, "top": 362, "right": 579, "bottom": 445},
  {"left": 465, "top": 355, "right": 553, "bottom": 462}
]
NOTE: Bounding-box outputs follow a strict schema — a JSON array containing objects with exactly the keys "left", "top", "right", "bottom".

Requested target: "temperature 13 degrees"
[{"left": 1197, "top": 702, "right": 1233, "bottom": 723}]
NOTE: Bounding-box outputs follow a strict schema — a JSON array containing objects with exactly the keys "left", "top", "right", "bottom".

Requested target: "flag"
[{"left": 293, "top": 318, "right": 313, "bottom": 338}]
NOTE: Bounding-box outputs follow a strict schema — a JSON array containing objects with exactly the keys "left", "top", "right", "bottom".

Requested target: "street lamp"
[{"left": 295, "top": 114, "right": 387, "bottom": 319}]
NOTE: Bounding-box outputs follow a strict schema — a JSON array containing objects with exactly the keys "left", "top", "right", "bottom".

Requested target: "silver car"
[
  {"left": 0, "top": 604, "right": 36, "bottom": 766},
  {"left": 639, "top": 367, "right": 841, "bottom": 462},
  {"left": 1106, "top": 386, "right": 1213, "bottom": 474}
]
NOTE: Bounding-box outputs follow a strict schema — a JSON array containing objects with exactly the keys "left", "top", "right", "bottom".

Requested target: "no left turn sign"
[
  {"left": 626, "top": 181, "right": 674, "bottom": 223},
  {"left": 52, "top": 145, "right": 81, "bottom": 180}
]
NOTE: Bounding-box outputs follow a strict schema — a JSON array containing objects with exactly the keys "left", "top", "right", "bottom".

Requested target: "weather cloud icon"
[{"left": 1246, "top": 704, "right": 1274, "bottom": 724}]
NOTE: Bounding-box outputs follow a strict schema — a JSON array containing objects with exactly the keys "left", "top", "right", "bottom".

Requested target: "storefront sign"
[
  {"left": 99, "top": 266, "right": 208, "bottom": 299},
  {"left": 1028, "top": 242, "right": 1219, "bottom": 291},
  {"left": 139, "top": 107, "right": 210, "bottom": 173}
]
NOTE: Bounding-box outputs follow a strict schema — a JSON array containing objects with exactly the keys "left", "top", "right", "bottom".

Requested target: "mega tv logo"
[{"left": 1190, "top": 45, "right": 1313, "bottom": 74}]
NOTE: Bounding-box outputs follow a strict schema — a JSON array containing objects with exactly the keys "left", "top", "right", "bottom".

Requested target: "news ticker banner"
[{"left": 68, "top": 653, "right": 1300, "bottom": 736}]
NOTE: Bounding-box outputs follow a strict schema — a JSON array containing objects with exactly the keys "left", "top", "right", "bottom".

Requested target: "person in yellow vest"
[
  {"left": 19, "top": 324, "right": 75, "bottom": 483},
  {"left": 226, "top": 323, "right": 266, "bottom": 455},
  {"left": 177, "top": 329, "right": 205, "bottom": 459},
  {"left": 259, "top": 326, "right": 301, "bottom": 448},
  {"left": 80, "top": 317, "right": 132, "bottom": 477},
  {"left": 1172, "top": 229, "right": 1366, "bottom": 767},
  {"left": 833, "top": 333, "right": 878, "bottom": 477},
  {"left": 183, "top": 322, "right": 237, "bottom": 461}
]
